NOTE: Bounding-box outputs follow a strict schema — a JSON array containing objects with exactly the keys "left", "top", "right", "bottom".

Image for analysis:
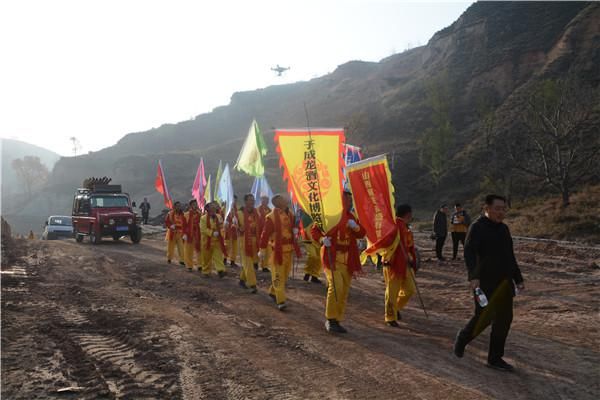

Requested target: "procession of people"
[{"left": 150, "top": 122, "right": 524, "bottom": 372}]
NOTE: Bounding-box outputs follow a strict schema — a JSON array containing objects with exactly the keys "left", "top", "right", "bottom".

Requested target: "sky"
[{"left": 0, "top": 0, "right": 471, "bottom": 156}]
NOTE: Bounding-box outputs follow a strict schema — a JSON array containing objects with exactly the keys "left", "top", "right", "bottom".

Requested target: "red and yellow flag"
[
  {"left": 346, "top": 154, "right": 399, "bottom": 257},
  {"left": 155, "top": 160, "right": 173, "bottom": 209},
  {"left": 274, "top": 129, "right": 345, "bottom": 233}
]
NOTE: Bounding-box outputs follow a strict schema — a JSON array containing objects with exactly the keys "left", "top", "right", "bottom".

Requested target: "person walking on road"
[
  {"left": 453, "top": 194, "right": 525, "bottom": 372},
  {"left": 140, "top": 198, "right": 151, "bottom": 225},
  {"left": 165, "top": 201, "right": 186, "bottom": 265},
  {"left": 450, "top": 203, "right": 471, "bottom": 260},
  {"left": 433, "top": 204, "right": 449, "bottom": 261}
]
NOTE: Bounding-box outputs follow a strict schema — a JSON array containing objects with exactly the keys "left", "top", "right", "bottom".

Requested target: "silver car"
[{"left": 42, "top": 216, "right": 73, "bottom": 240}]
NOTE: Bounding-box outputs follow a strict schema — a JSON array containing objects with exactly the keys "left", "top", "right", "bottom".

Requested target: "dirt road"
[{"left": 2, "top": 233, "right": 599, "bottom": 399}]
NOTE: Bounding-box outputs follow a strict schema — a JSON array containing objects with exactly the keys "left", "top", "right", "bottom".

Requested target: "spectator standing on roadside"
[
  {"left": 433, "top": 204, "right": 449, "bottom": 261},
  {"left": 451, "top": 203, "right": 471, "bottom": 260},
  {"left": 140, "top": 198, "right": 151, "bottom": 225}
]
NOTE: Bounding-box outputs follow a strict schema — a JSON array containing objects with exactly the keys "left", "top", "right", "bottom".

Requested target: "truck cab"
[{"left": 72, "top": 183, "right": 142, "bottom": 244}]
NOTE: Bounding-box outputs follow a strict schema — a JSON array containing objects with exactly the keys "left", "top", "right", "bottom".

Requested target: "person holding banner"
[
  {"left": 298, "top": 210, "right": 322, "bottom": 283},
  {"left": 225, "top": 195, "right": 241, "bottom": 268},
  {"left": 238, "top": 194, "right": 260, "bottom": 293},
  {"left": 384, "top": 204, "right": 417, "bottom": 327},
  {"left": 200, "top": 201, "right": 227, "bottom": 278},
  {"left": 312, "top": 191, "right": 366, "bottom": 333},
  {"left": 257, "top": 195, "right": 272, "bottom": 272},
  {"left": 165, "top": 201, "right": 187, "bottom": 265},
  {"left": 258, "top": 194, "right": 300, "bottom": 311},
  {"left": 183, "top": 199, "right": 203, "bottom": 271}
]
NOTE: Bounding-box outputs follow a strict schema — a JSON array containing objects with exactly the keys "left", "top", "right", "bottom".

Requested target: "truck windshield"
[
  {"left": 91, "top": 196, "right": 130, "bottom": 208},
  {"left": 49, "top": 217, "right": 72, "bottom": 226}
]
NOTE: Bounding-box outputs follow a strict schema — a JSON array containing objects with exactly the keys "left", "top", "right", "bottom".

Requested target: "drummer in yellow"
[
  {"left": 258, "top": 194, "right": 300, "bottom": 311},
  {"left": 183, "top": 199, "right": 203, "bottom": 271},
  {"left": 238, "top": 194, "right": 261, "bottom": 293},
  {"left": 200, "top": 201, "right": 227, "bottom": 278}
]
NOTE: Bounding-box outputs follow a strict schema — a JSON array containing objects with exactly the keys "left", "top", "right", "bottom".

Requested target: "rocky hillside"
[{"left": 5, "top": 2, "right": 599, "bottom": 234}]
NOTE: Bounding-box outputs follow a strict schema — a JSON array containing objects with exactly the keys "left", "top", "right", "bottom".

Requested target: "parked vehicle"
[
  {"left": 42, "top": 216, "right": 73, "bottom": 240},
  {"left": 72, "top": 179, "right": 142, "bottom": 244}
]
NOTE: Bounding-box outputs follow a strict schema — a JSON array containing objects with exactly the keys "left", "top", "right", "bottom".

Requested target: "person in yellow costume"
[
  {"left": 383, "top": 204, "right": 417, "bottom": 327},
  {"left": 165, "top": 201, "right": 186, "bottom": 266},
  {"left": 311, "top": 191, "right": 366, "bottom": 334},
  {"left": 200, "top": 201, "right": 227, "bottom": 278},
  {"left": 257, "top": 195, "right": 272, "bottom": 272},
  {"left": 258, "top": 194, "right": 300, "bottom": 311},
  {"left": 298, "top": 210, "right": 322, "bottom": 284},
  {"left": 183, "top": 199, "right": 203, "bottom": 271},
  {"left": 237, "top": 194, "right": 261, "bottom": 293},
  {"left": 224, "top": 195, "right": 241, "bottom": 268}
]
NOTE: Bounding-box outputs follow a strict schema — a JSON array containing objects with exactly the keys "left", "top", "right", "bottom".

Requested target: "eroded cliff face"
[{"left": 13, "top": 2, "right": 598, "bottom": 225}]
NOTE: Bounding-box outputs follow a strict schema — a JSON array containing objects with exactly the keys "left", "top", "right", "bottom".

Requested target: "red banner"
[{"left": 346, "top": 155, "right": 398, "bottom": 255}]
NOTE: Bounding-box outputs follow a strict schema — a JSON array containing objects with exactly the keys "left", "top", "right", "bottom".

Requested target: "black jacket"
[
  {"left": 464, "top": 216, "right": 524, "bottom": 294},
  {"left": 433, "top": 210, "right": 447, "bottom": 237}
]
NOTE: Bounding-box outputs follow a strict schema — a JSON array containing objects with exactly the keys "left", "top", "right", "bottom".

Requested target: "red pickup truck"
[{"left": 72, "top": 182, "right": 142, "bottom": 244}]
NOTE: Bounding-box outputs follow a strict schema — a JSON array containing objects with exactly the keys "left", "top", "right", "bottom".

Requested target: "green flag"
[
  {"left": 214, "top": 160, "right": 223, "bottom": 202},
  {"left": 234, "top": 119, "right": 267, "bottom": 177}
]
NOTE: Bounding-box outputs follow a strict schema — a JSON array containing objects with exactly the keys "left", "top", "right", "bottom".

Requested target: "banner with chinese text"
[{"left": 274, "top": 129, "right": 345, "bottom": 234}]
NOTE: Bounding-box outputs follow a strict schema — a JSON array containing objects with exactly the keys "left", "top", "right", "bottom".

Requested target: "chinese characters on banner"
[
  {"left": 346, "top": 155, "right": 399, "bottom": 257},
  {"left": 274, "top": 129, "right": 345, "bottom": 234}
]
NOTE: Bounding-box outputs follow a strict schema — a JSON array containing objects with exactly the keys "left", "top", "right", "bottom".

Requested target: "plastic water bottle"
[{"left": 474, "top": 287, "right": 488, "bottom": 307}]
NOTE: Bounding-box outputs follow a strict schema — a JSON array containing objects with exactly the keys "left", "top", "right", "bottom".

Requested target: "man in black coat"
[
  {"left": 433, "top": 205, "right": 448, "bottom": 261},
  {"left": 453, "top": 194, "right": 525, "bottom": 371}
]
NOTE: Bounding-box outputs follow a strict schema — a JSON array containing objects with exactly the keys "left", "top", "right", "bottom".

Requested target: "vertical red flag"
[
  {"left": 155, "top": 160, "right": 173, "bottom": 209},
  {"left": 191, "top": 158, "right": 207, "bottom": 208}
]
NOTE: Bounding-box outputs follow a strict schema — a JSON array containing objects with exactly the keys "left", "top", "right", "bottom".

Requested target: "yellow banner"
[{"left": 275, "top": 129, "right": 345, "bottom": 234}]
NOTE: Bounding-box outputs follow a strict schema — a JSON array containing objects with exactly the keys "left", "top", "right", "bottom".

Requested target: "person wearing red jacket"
[
  {"left": 257, "top": 195, "right": 272, "bottom": 272},
  {"left": 165, "top": 201, "right": 187, "bottom": 265},
  {"left": 238, "top": 194, "right": 261, "bottom": 293},
  {"left": 259, "top": 194, "right": 300, "bottom": 311},
  {"left": 384, "top": 204, "right": 417, "bottom": 327},
  {"left": 183, "top": 199, "right": 203, "bottom": 271},
  {"left": 311, "top": 191, "right": 366, "bottom": 334}
]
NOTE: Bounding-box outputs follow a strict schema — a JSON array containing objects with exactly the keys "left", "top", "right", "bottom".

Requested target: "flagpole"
[{"left": 304, "top": 101, "right": 337, "bottom": 302}]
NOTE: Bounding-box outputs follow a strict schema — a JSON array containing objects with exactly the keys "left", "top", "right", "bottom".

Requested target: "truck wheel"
[
  {"left": 130, "top": 228, "right": 142, "bottom": 244},
  {"left": 75, "top": 233, "right": 84, "bottom": 243},
  {"left": 90, "top": 228, "right": 100, "bottom": 245}
]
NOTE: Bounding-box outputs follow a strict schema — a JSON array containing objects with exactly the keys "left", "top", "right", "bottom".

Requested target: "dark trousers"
[
  {"left": 142, "top": 212, "right": 149, "bottom": 224},
  {"left": 451, "top": 232, "right": 466, "bottom": 259},
  {"left": 457, "top": 281, "right": 514, "bottom": 362},
  {"left": 435, "top": 235, "right": 446, "bottom": 259}
]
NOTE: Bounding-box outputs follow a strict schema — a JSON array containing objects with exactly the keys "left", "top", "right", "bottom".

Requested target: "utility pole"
[{"left": 69, "top": 137, "right": 81, "bottom": 156}]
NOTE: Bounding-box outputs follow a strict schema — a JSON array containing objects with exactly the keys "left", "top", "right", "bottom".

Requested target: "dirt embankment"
[{"left": 2, "top": 234, "right": 599, "bottom": 399}]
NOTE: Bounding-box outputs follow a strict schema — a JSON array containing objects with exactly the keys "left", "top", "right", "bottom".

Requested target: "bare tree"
[
  {"left": 11, "top": 156, "right": 49, "bottom": 199},
  {"left": 507, "top": 78, "right": 600, "bottom": 207}
]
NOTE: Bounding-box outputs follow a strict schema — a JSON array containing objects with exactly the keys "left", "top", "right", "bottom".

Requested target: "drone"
[{"left": 271, "top": 64, "right": 290, "bottom": 76}]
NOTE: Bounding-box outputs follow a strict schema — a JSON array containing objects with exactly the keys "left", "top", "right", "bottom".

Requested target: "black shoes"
[
  {"left": 277, "top": 302, "right": 287, "bottom": 311},
  {"left": 239, "top": 279, "right": 247, "bottom": 288},
  {"left": 325, "top": 319, "right": 347, "bottom": 333},
  {"left": 253, "top": 263, "right": 259, "bottom": 271},
  {"left": 179, "top": 261, "right": 185, "bottom": 266},
  {"left": 262, "top": 268, "right": 270, "bottom": 273},
  {"left": 486, "top": 358, "right": 514, "bottom": 372},
  {"left": 218, "top": 271, "right": 225, "bottom": 278},
  {"left": 397, "top": 311, "right": 402, "bottom": 321},
  {"left": 250, "top": 286, "right": 257, "bottom": 294},
  {"left": 303, "top": 274, "right": 310, "bottom": 282},
  {"left": 167, "top": 259, "right": 172, "bottom": 264},
  {"left": 310, "top": 276, "right": 322, "bottom": 284},
  {"left": 453, "top": 331, "right": 466, "bottom": 358},
  {"left": 386, "top": 321, "right": 400, "bottom": 328},
  {"left": 269, "top": 294, "right": 276, "bottom": 303}
]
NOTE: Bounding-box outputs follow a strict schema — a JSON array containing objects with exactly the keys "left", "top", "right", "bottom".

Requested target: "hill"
[{"left": 7, "top": 1, "right": 600, "bottom": 237}]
